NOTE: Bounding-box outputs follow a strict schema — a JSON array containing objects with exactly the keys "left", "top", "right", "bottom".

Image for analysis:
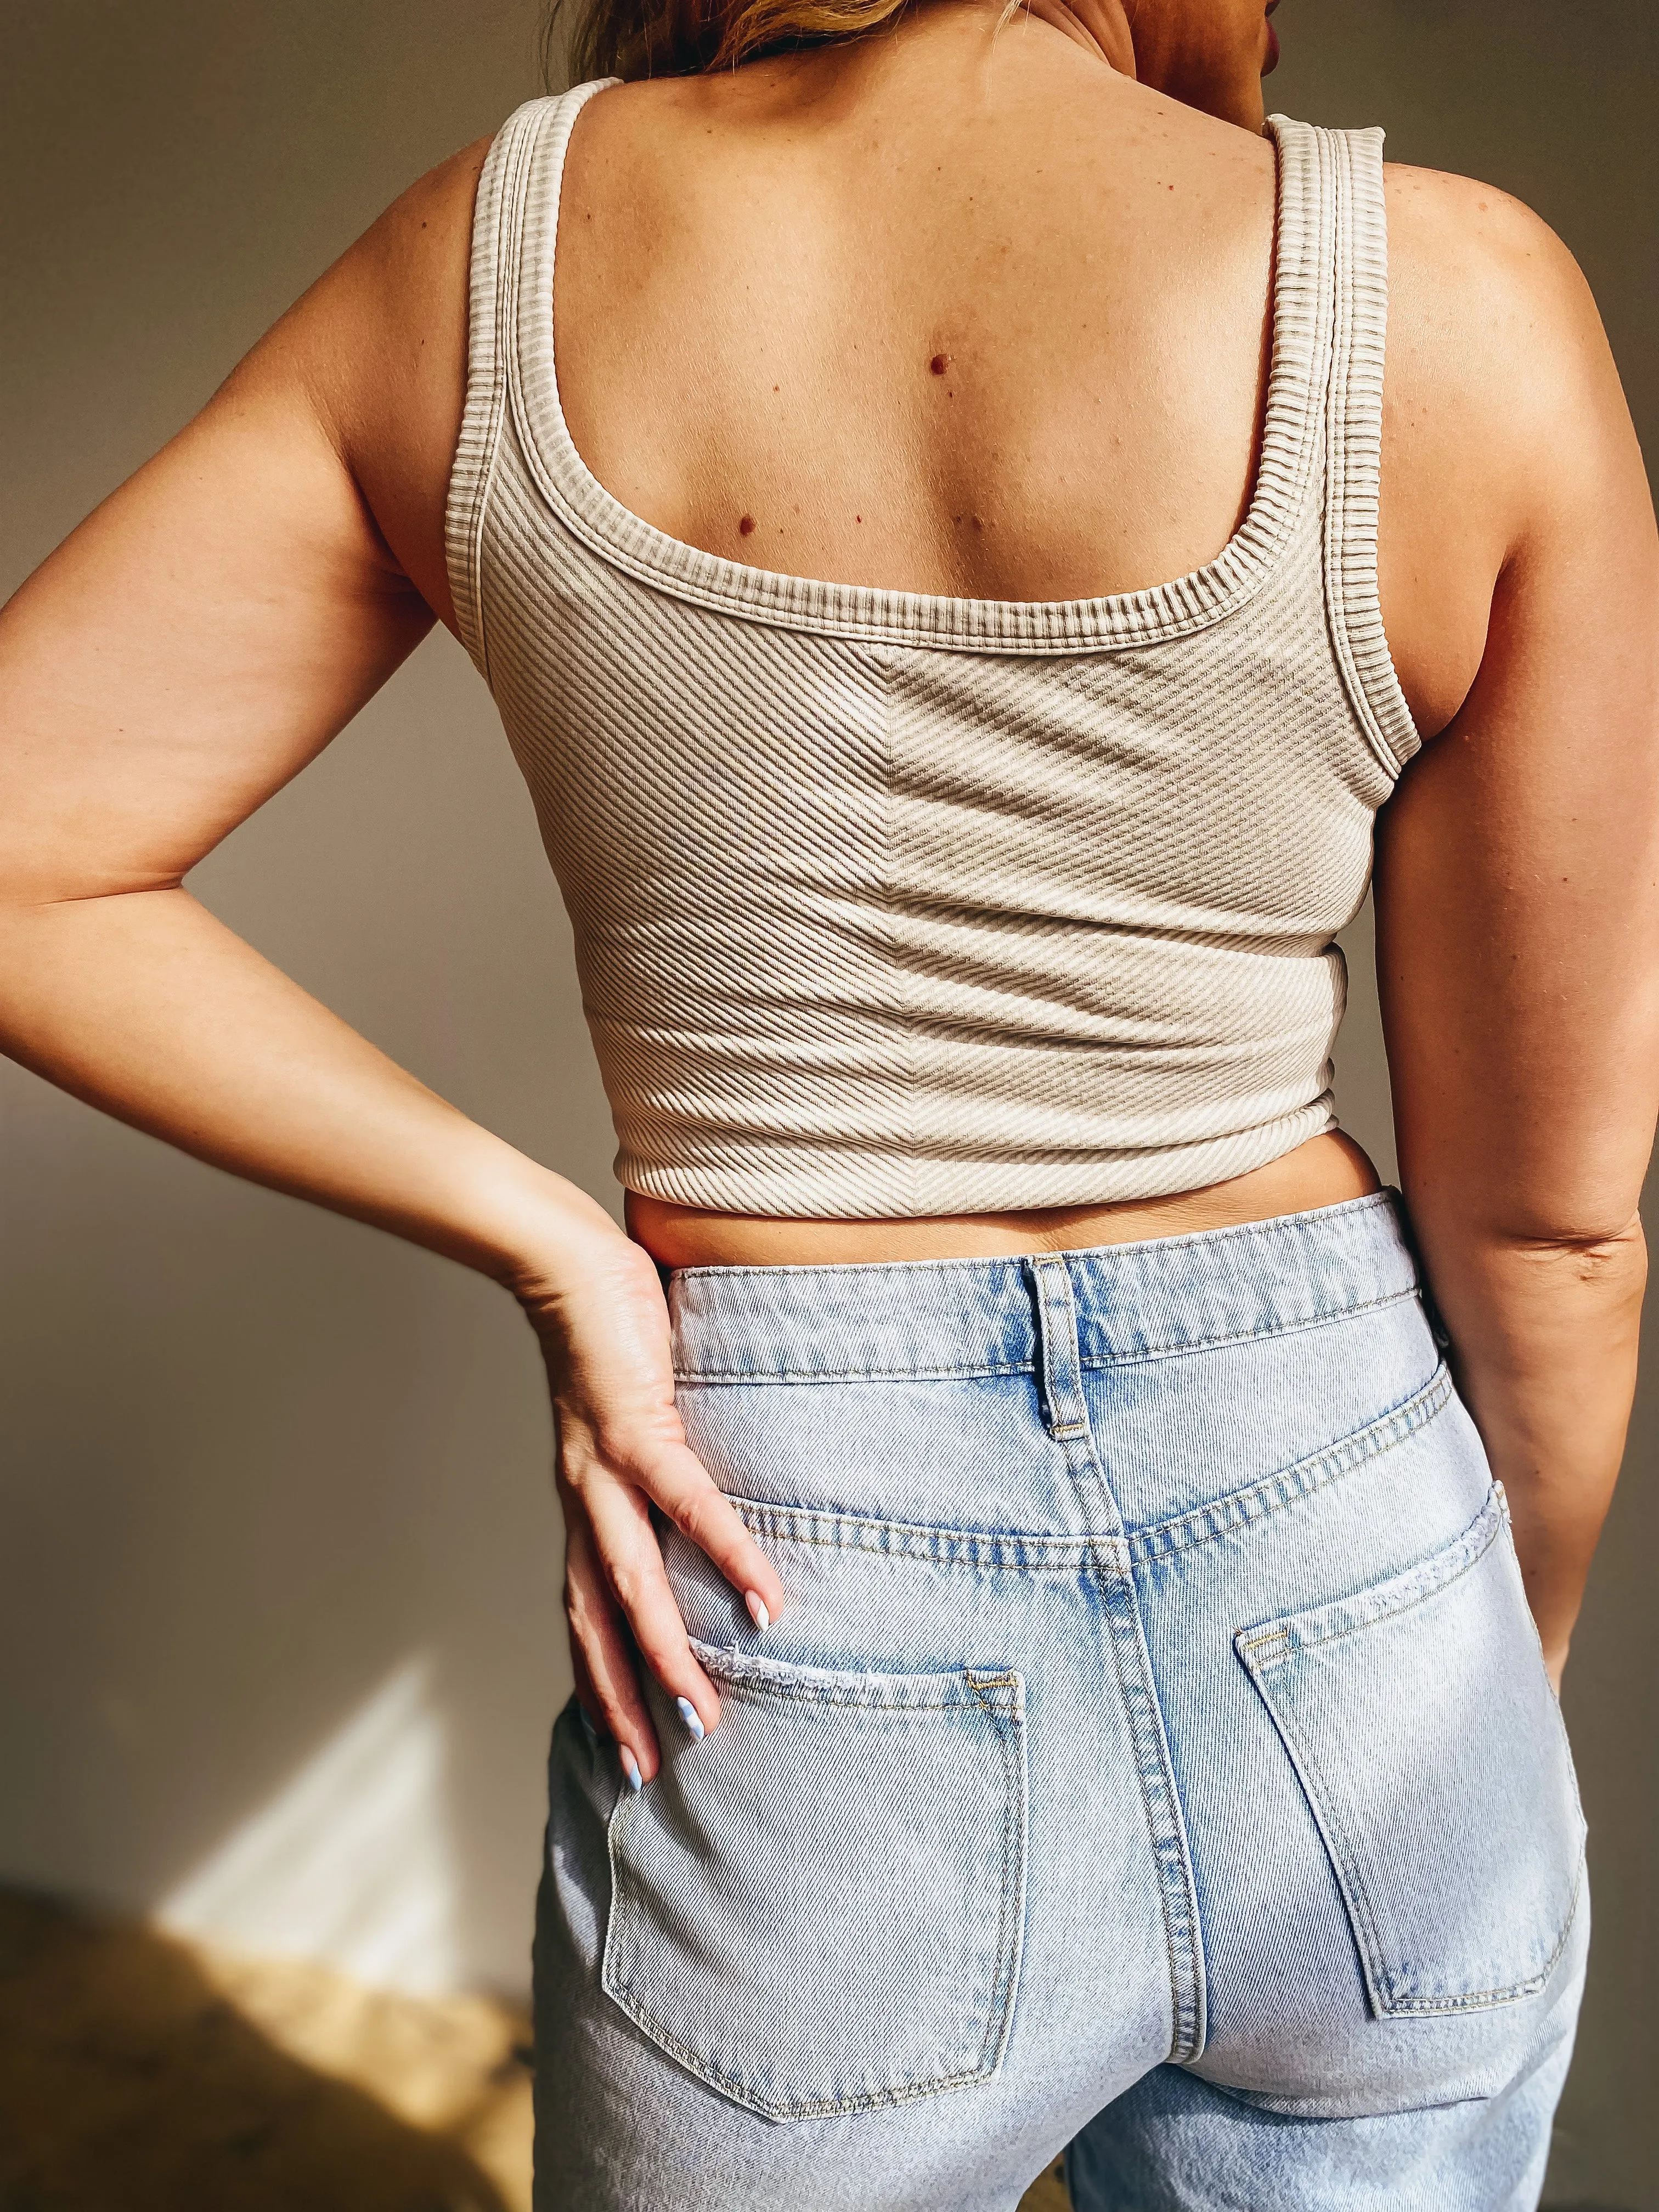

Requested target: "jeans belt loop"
[{"left": 1024, "top": 1254, "right": 1092, "bottom": 1443}]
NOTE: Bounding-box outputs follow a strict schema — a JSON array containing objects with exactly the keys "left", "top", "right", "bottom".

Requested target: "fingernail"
[
  {"left": 619, "top": 1745, "right": 642, "bottom": 1791},
  {"left": 744, "top": 1590, "right": 770, "bottom": 1633},
  {"left": 675, "top": 1696, "right": 706, "bottom": 1741}
]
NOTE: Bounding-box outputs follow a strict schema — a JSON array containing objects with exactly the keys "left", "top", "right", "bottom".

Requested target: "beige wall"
[{"left": 1, "top": 2, "right": 1652, "bottom": 2200}]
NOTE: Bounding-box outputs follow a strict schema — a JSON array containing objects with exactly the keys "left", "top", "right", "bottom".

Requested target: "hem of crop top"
[
  {"left": 611, "top": 1097, "right": 1341, "bottom": 1221},
  {"left": 452, "top": 75, "right": 1418, "bottom": 764}
]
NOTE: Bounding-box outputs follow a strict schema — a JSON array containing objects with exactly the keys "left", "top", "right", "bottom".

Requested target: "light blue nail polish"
[
  {"left": 676, "top": 1695, "right": 706, "bottom": 1741},
  {"left": 620, "top": 1746, "right": 642, "bottom": 1792}
]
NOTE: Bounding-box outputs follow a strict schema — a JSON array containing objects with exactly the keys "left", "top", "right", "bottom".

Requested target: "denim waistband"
[{"left": 668, "top": 1191, "right": 1420, "bottom": 1383}]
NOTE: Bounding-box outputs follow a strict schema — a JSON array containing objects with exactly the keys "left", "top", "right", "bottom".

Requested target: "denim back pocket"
[
  {"left": 602, "top": 1640, "right": 1028, "bottom": 2119},
  {"left": 1237, "top": 1486, "right": 1585, "bottom": 2018}
]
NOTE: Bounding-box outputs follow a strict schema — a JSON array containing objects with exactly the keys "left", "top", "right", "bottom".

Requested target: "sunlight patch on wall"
[{"left": 155, "top": 1657, "right": 462, "bottom": 1996}]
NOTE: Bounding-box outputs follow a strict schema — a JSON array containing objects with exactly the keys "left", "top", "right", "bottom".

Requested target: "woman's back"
[
  {"left": 289, "top": 10, "right": 1645, "bottom": 1261},
  {"left": 330, "top": 3, "right": 1606, "bottom": 782},
  {"left": 450, "top": 69, "right": 1413, "bottom": 1221},
  {"left": 556, "top": 19, "right": 1278, "bottom": 612},
  {"left": 537, "top": 12, "right": 1510, "bottom": 743}
]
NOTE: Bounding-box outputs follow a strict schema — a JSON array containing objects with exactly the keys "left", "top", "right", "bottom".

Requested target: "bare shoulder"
[
  {"left": 337, "top": 133, "right": 495, "bottom": 343},
  {"left": 1372, "top": 157, "right": 1646, "bottom": 735},
  {"left": 1381, "top": 162, "right": 1632, "bottom": 537},
  {"left": 231, "top": 133, "right": 496, "bottom": 623},
  {"left": 1384, "top": 161, "right": 1582, "bottom": 289}
]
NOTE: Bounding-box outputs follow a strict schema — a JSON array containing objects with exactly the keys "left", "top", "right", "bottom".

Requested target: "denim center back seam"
[{"left": 1026, "top": 1254, "right": 1209, "bottom": 2064}]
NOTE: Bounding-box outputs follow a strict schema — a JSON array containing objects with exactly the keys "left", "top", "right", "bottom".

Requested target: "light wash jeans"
[{"left": 533, "top": 1194, "right": 1587, "bottom": 2209}]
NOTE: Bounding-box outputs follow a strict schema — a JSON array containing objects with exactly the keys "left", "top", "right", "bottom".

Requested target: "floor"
[{"left": 0, "top": 1889, "right": 1070, "bottom": 2210}]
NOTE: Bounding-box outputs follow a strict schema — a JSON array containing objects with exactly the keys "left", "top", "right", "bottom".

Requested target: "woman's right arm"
[
  {"left": 0, "top": 143, "right": 783, "bottom": 1779},
  {"left": 1376, "top": 176, "right": 1659, "bottom": 1688}
]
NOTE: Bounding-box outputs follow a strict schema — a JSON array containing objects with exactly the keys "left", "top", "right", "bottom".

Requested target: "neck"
[
  {"left": 1013, "top": 0, "right": 1138, "bottom": 75},
  {"left": 974, "top": 0, "right": 1272, "bottom": 134}
]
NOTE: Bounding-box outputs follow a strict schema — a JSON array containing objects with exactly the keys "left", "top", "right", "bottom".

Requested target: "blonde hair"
[{"left": 545, "top": 0, "right": 936, "bottom": 85}]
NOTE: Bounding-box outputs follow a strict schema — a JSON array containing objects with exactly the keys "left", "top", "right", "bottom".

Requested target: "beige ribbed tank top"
[{"left": 445, "top": 82, "right": 1421, "bottom": 1220}]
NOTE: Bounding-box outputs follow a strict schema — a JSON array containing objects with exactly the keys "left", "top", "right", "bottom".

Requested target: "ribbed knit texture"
[{"left": 445, "top": 83, "right": 1421, "bottom": 1219}]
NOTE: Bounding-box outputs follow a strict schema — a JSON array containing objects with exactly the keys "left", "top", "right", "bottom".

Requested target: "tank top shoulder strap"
[
  {"left": 445, "top": 83, "right": 615, "bottom": 680},
  {"left": 1267, "top": 114, "right": 1421, "bottom": 775}
]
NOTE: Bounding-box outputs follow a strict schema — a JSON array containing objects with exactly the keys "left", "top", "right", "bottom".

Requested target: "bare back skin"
[{"left": 1, "top": 0, "right": 1655, "bottom": 1771}]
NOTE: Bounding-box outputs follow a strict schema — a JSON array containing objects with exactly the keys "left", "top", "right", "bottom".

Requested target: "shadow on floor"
[
  {"left": 0, "top": 1889, "right": 520, "bottom": 2212},
  {"left": 1023, "top": 2161, "right": 1071, "bottom": 2211},
  {"left": 0, "top": 1887, "right": 1077, "bottom": 2212}
]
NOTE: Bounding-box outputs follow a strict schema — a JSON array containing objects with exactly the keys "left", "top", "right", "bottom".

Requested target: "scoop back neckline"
[{"left": 507, "top": 78, "right": 1325, "bottom": 653}]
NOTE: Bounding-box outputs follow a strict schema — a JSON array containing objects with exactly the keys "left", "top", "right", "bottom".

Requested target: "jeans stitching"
[
  {"left": 1135, "top": 1364, "right": 1453, "bottom": 1565},
  {"left": 720, "top": 1367, "right": 1452, "bottom": 1573},
  {"left": 1237, "top": 1480, "right": 1501, "bottom": 1661},
  {"left": 692, "top": 1640, "right": 1012, "bottom": 1713},
  {"left": 602, "top": 1973, "right": 1000, "bottom": 2117},
  {"left": 1235, "top": 1507, "right": 1491, "bottom": 2013},
  {"left": 1035, "top": 1255, "right": 1206, "bottom": 2068},
  {"left": 1106, "top": 1557, "right": 1212, "bottom": 2052},
  {"left": 1244, "top": 1657, "right": 1403, "bottom": 2017},
  {"left": 1087, "top": 1543, "right": 1194, "bottom": 2056},
  {"left": 670, "top": 1286, "right": 1421, "bottom": 1386},
  {"left": 966, "top": 1672, "right": 1026, "bottom": 2078},
  {"left": 1075, "top": 1286, "right": 1421, "bottom": 1372},
  {"left": 676, "top": 1359, "right": 1035, "bottom": 1385},
  {"left": 725, "top": 1508, "right": 1121, "bottom": 1571},
  {"left": 1376, "top": 1864, "right": 1585, "bottom": 2012},
  {"left": 1277, "top": 1690, "right": 1565, "bottom": 2016}
]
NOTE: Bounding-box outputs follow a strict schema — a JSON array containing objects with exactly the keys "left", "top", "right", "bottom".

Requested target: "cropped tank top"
[{"left": 445, "top": 82, "right": 1422, "bottom": 1219}]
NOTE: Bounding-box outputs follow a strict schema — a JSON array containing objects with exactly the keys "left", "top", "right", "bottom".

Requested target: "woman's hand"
[{"left": 512, "top": 1222, "right": 787, "bottom": 1787}]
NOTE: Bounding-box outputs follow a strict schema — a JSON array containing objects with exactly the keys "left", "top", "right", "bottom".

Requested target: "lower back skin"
[{"left": 628, "top": 1130, "right": 1381, "bottom": 1266}]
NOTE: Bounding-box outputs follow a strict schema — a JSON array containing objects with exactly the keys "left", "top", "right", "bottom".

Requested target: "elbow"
[
  {"left": 1409, "top": 1179, "right": 1650, "bottom": 1310},
  {"left": 1481, "top": 1210, "right": 1648, "bottom": 1307},
  {"left": 1511, "top": 1208, "right": 1646, "bottom": 1266}
]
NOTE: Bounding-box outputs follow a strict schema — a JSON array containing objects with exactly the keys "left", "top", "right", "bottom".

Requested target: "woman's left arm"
[
  {"left": 0, "top": 147, "right": 472, "bottom": 1256},
  {"left": 0, "top": 140, "right": 784, "bottom": 1771}
]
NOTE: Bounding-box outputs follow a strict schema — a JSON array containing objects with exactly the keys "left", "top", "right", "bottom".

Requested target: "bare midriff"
[{"left": 626, "top": 1130, "right": 1382, "bottom": 1269}]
